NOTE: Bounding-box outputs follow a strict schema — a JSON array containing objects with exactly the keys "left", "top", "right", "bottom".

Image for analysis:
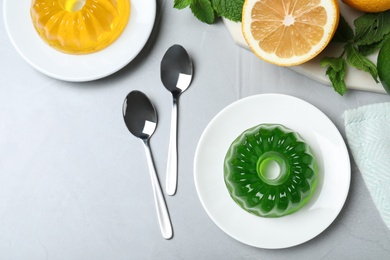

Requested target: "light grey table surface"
[{"left": 1, "top": 1, "right": 390, "bottom": 259}]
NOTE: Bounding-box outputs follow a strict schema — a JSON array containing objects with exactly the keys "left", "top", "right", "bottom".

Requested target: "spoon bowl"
[
  {"left": 123, "top": 90, "right": 173, "bottom": 240},
  {"left": 161, "top": 44, "right": 193, "bottom": 196},
  {"left": 161, "top": 45, "right": 193, "bottom": 95},
  {"left": 123, "top": 90, "right": 157, "bottom": 140}
]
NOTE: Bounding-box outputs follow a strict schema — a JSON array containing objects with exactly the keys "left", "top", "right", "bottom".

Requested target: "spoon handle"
[
  {"left": 143, "top": 140, "right": 173, "bottom": 239},
  {"left": 166, "top": 97, "right": 178, "bottom": 196}
]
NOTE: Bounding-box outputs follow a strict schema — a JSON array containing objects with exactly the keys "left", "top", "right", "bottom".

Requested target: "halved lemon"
[{"left": 242, "top": 0, "right": 340, "bottom": 66}]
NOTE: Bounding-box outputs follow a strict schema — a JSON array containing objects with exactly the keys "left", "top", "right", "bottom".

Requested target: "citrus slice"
[
  {"left": 342, "top": 0, "right": 390, "bottom": 13},
  {"left": 242, "top": 0, "right": 340, "bottom": 66}
]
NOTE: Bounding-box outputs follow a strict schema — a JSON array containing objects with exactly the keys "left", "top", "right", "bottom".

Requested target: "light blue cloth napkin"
[{"left": 344, "top": 103, "right": 390, "bottom": 230}]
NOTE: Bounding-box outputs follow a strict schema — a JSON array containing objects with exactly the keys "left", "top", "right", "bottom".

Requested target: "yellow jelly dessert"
[{"left": 30, "top": 0, "right": 130, "bottom": 54}]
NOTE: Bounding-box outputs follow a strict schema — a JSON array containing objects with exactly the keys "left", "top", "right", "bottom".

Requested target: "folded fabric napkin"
[{"left": 344, "top": 103, "right": 390, "bottom": 230}]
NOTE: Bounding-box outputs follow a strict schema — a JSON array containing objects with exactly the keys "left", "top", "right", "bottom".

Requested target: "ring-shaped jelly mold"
[
  {"left": 30, "top": 0, "right": 131, "bottom": 54},
  {"left": 224, "top": 124, "right": 318, "bottom": 218}
]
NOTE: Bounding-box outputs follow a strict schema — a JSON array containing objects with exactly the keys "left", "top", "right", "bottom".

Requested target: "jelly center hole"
[
  {"left": 59, "top": 0, "right": 86, "bottom": 12},
  {"left": 261, "top": 160, "right": 281, "bottom": 180}
]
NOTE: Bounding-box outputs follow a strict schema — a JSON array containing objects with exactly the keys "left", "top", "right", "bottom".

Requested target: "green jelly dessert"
[{"left": 224, "top": 124, "right": 318, "bottom": 218}]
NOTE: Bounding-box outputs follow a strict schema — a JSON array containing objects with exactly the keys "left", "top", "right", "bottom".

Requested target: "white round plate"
[
  {"left": 194, "top": 94, "right": 351, "bottom": 249},
  {"left": 3, "top": 0, "right": 156, "bottom": 82}
]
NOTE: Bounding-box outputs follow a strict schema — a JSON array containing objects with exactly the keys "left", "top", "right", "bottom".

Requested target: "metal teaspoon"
[
  {"left": 123, "top": 90, "right": 173, "bottom": 239},
  {"left": 161, "top": 44, "right": 193, "bottom": 196}
]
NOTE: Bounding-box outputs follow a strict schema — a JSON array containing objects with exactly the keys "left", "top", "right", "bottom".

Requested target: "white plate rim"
[
  {"left": 194, "top": 93, "right": 351, "bottom": 249},
  {"left": 3, "top": 0, "right": 156, "bottom": 82}
]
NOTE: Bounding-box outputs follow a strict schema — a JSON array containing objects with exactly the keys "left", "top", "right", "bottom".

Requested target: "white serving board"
[{"left": 223, "top": 1, "right": 386, "bottom": 94}]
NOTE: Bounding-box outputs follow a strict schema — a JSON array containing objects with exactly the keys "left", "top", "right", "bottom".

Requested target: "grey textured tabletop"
[{"left": 1, "top": 0, "right": 390, "bottom": 259}]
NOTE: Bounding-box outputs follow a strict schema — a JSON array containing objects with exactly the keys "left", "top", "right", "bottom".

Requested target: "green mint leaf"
[
  {"left": 332, "top": 15, "right": 354, "bottom": 43},
  {"left": 174, "top": 0, "right": 192, "bottom": 9},
  {"left": 211, "top": 0, "right": 244, "bottom": 22},
  {"left": 354, "top": 13, "right": 378, "bottom": 44},
  {"left": 320, "top": 57, "right": 348, "bottom": 95},
  {"left": 354, "top": 10, "right": 390, "bottom": 46},
  {"left": 345, "top": 43, "right": 379, "bottom": 83},
  {"left": 358, "top": 33, "right": 390, "bottom": 56},
  {"left": 190, "top": 0, "right": 215, "bottom": 24}
]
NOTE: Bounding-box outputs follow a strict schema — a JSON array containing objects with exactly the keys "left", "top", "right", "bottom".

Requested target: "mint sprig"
[
  {"left": 174, "top": 0, "right": 215, "bottom": 24},
  {"left": 212, "top": 0, "right": 245, "bottom": 22},
  {"left": 174, "top": 0, "right": 192, "bottom": 9},
  {"left": 321, "top": 10, "right": 390, "bottom": 95},
  {"left": 354, "top": 12, "right": 390, "bottom": 47},
  {"left": 320, "top": 57, "right": 348, "bottom": 95},
  {"left": 174, "top": 0, "right": 244, "bottom": 24},
  {"left": 345, "top": 43, "right": 379, "bottom": 83}
]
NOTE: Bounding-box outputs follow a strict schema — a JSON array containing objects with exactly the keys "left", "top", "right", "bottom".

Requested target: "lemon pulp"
[{"left": 242, "top": 0, "right": 339, "bottom": 66}]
